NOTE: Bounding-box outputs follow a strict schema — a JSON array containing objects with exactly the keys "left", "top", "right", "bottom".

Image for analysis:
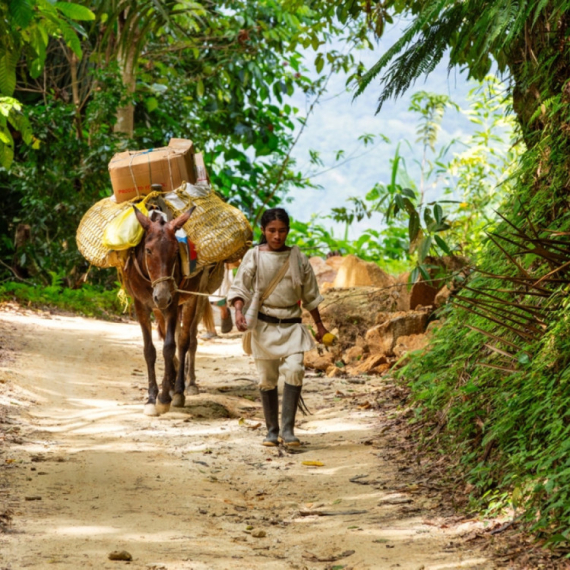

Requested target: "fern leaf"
[{"left": 354, "top": 0, "right": 450, "bottom": 97}]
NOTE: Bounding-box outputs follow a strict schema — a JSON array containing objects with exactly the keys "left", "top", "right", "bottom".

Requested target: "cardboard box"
[
  {"left": 108, "top": 139, "right": 195, "bottom": 203},
  {"left": 193, "top": 152, "right": 210, "bottom": 183},
  {"left": 167, "top": 138, "right": 195, "bottom": 180}
]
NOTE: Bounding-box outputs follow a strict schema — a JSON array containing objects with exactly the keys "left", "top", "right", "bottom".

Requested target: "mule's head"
[{"left": 134, "top": 207, "right": 193, "bottom": 309}]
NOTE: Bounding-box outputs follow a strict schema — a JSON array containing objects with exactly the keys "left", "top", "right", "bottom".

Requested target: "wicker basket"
[
  {"left": 76, "top": 197, "right": 130, "bottom": 268},
  {"left": 77, "top": 186, "right": 251, "bottom": 270},
  {"left": 164, "top": 184, "right": 252, "bottom": 265}
]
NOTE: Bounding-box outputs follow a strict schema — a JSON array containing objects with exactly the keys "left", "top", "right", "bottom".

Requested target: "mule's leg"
[
  {"left": 185, "top": 295, "right": 207, "bottom": 395},
  {"left": 135, "top": 300, "right": 159, "bottom": 417},
  {"left": 156, "top": 306, "right": 178, "bottom": 415},
  {"left": 156, "top": 308, "right": 180, "bottom": 376},
  {"left": 172, "top": 299, "right": 197, "bottom": 407}
]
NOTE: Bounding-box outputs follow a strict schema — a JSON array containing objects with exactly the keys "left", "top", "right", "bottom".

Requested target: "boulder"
[
  {"left": 325, "top": 255, "right": 344, "bottom": 271},
  {"left": 348, "top": 353, "right": 388, "bottom": 375},
  {"left": 434, "top": 284, "right": 452, "bottom": 307},
  {"left": 326, "top": 366, "right": 344, "bottom": 378},
  {"left": 332, "top": 255, "right": 395, "bottom": 289},
  {"left": 365, "top": 310, "right": 429, "bottom": 357},
  {"left": 304, "top": 349, "right": 335, "bottom": 371},
  {"left": 304, "top": 286, "right": 399, "bottom": 351},
  {"left": 309, "top": 256, "right": 338, "bottom": 288},
  {"left": 395, "top": 272, "right": 412, "bottom": 311},
  {"left": 409, "top": 280, "right": 438, "bottom": 310},
  {"left": 393, "top": 333, "right": 429, "bottom": 358},
  {"left": 343, "top": 345, "right": 364, "bottom": 364}
]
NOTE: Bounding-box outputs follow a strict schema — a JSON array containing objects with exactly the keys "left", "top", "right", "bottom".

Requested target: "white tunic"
[{"left": 227, "top": 246, "right": 324, "bottom": 360}]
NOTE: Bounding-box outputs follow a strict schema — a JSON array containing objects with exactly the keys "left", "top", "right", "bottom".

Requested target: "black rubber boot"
[
  {"left": 260, "top": 388, "right": 279, "bottom": 446},
  {"left": 280, "top": 383, "right": 302, "bottom": 447}
]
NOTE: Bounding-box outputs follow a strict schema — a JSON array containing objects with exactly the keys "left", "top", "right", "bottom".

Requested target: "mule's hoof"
[
  {"left": 144, "top": 403, "right": 158, "bottom": 417},
  {"left": 155, "top": 401, "right": 171, "bottom": 415},
  {"left": 171, "top": 393, "right": 185, "bottom": 408},
  {"left": 186, "top": 385, "right": 199, "bottom": 396}
]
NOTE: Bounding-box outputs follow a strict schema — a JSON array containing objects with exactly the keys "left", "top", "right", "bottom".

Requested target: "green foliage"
[
  {"left": 312, "top": 77, "right": 520, "bottom": 285},
  {"left": 0, "top": 281, "right": 123, "bottom": 318},
  {"left": 1, "top": 0, "right": 364, "bottom": 284},
  {"left": 0, "top": 97, "right": 33, "bottom": 169},
  {"left": 0, "top": 0, "right": 94, "bottom": 96},
  {"left": 288, "top": 216, "right": 411, "bottom": 275},
  {"left": 353, "top": 0, "right": 570, "bottom": 115},
  {"left": 398, "top": 74, "right": 570, "bottom": 545}
]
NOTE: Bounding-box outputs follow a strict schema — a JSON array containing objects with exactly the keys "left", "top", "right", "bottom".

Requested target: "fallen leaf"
[{"left": 302, "top": 461, "right": 324, "bottom": 467}]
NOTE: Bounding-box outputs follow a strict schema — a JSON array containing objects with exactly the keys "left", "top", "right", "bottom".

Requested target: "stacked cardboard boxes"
[{"left": 108, "top": 138, "right": 208, "bottom": 203}]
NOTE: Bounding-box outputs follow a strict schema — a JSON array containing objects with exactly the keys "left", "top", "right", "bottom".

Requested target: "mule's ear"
[
  {"left": 170, "top": 206, "right": 196, "bottom": 232},
  {"left": 133, "top": 206, "right": 151, "bottom": 230}
]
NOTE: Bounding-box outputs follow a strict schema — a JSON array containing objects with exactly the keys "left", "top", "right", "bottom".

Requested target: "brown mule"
[{"left": 121, "top": 207, "right": 222, "bottom": 416}]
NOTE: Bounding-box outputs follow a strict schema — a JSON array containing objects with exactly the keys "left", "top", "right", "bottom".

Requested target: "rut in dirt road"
[{"left": 0, "top": 308, "right": 493, "bottom": 569}]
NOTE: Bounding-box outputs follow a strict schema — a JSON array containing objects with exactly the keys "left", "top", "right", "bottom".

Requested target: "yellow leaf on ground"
[{"left": 302, "top": 461, "right": 324, "bottom": 467}]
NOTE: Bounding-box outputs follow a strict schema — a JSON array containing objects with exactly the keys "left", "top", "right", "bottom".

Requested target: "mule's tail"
[{"left": 201, "top": 301, "right": 215, "bottom": 334}]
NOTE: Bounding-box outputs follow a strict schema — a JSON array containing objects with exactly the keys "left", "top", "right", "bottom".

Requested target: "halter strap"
[{"left": 129, "top": 248, "right": 220, "bottom": 299}]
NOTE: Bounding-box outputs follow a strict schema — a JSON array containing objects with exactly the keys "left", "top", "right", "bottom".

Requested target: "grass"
[{"left": 0, "top": 280, "right": 126, "bottom": 319}]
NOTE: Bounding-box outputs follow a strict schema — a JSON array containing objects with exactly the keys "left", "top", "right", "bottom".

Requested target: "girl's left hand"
[{"left": 314, "top": 322, "right": 328, "bottom": 343}]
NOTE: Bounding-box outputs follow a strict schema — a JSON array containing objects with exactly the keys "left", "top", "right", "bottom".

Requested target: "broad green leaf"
[
  {"left": 8, "top": 110, "right": 32, "bottom": 145},
  {"left": 401, "top": 187, "right": 416, "bottom": 200},
  {"left": 197, "top": 79, "right": 204, "bottom": 97},
  {"left": 410, "top": 267, "right": 419, "bottom": 284},
  {"left": 28, "top": 27, "right": 48, "bottom": 78},
  {"left": 418, "top": 235, "right": 432, "bottom": 262},
  {"left": 418, "top": 264, "right": 431, "bottom": 281},
  {"left": 0, "top": 127, "right": 14, "bottom": 169},
  {"left": 434, "top": 234, "right": 451, "bottom": 254},
  {"left": 0, "top": 49, "right": 19, "bottom": 96},
  {"left": 145, "top": 97, "right": 159, "bottom": 112},
  {"left": 409, "top": 210, "right": 420, "bottom": 242},
  {"left": 518, "top": 353, "right": 530, "bottom": 365},
  {"left": 55, "top": 2, "right": 95, "bottom": 21},
  {"left": 315, "top": 53, "right": 324, "bottom": 74},
  {"left": 8, "top": 0, "right": 34, "bottom": 28},
  {"left": 434, "top": 203, "right": 443, "bottom": 224},
  {"left": 44, "top": 14, "right": 82, "bottom": 58}
]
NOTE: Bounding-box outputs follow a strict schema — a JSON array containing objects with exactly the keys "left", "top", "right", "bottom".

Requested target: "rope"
[{"left": 128, "top": 152, "right": 140, "bottom": 198}]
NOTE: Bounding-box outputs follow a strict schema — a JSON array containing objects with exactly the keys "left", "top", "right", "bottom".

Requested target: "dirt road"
[{"left": 0, "top": 305, "right": 493, "bottom": 569}]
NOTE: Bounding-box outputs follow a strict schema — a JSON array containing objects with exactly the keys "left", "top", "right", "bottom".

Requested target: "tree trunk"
[
  {"left": 69, "top": 51, "right": 83, "bottom": 141},
  {"left": 114, "top": 8, "right": 139, "bottom": 137},
  {"left": 114, "top": 41, "right": 137, "bottom": 136}
]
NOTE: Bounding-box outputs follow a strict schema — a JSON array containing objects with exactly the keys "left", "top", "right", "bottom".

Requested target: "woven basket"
[
  {"left": 76, "top": 197, "right": 130, "bottom": 268},
  {"left": 165, "top": 185, "right": 252, "bottom": 265}
]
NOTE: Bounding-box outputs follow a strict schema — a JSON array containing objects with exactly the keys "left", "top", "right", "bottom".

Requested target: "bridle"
[
  {"left": 130, "top": 243, "right": 178, "bottom": 290},
  {"left": 129, "top": 239, "right": 214, "bottom": 298}
]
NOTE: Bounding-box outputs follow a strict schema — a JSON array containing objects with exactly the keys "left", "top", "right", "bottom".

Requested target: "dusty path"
[{"left": 0, "top": 305, "right": 493, "bottom": 570}]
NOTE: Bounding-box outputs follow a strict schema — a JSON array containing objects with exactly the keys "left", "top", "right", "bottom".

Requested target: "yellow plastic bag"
[{"left": 102, "top": 202, "right": 148, "bottom": 250}]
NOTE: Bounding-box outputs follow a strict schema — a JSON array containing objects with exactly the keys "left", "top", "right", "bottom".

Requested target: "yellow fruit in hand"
[{"left": 322, "top": 333, "right": 337, "bottom": 347}]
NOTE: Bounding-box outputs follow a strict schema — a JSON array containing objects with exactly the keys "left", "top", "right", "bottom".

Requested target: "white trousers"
[{"left": 255, "top": 353, "right": 304, "bottom": 391}]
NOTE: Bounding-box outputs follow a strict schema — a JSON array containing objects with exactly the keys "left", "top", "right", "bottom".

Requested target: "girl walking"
[{"left": 228, "top": 208, "right": 329, "bottom": 447}]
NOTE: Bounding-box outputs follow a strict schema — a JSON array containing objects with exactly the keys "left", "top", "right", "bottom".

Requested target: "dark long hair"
[{"left": 259, "top": 208, "right": 290, "bottom": 245}]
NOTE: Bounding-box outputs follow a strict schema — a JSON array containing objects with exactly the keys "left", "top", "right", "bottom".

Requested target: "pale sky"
[{"left": 284, "top": 24, "right": 478, "bottom": 239}]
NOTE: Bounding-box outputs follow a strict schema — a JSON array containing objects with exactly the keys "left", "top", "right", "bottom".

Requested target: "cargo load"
[
  {"left": 164, "top": 181, "right": 251, "bottom": 265},
  {"left": 77, "top": 184, "right": 252, "bottom": 272},
  {"left": 108, "top": 138, "right": 195, "bottom": 203}
]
